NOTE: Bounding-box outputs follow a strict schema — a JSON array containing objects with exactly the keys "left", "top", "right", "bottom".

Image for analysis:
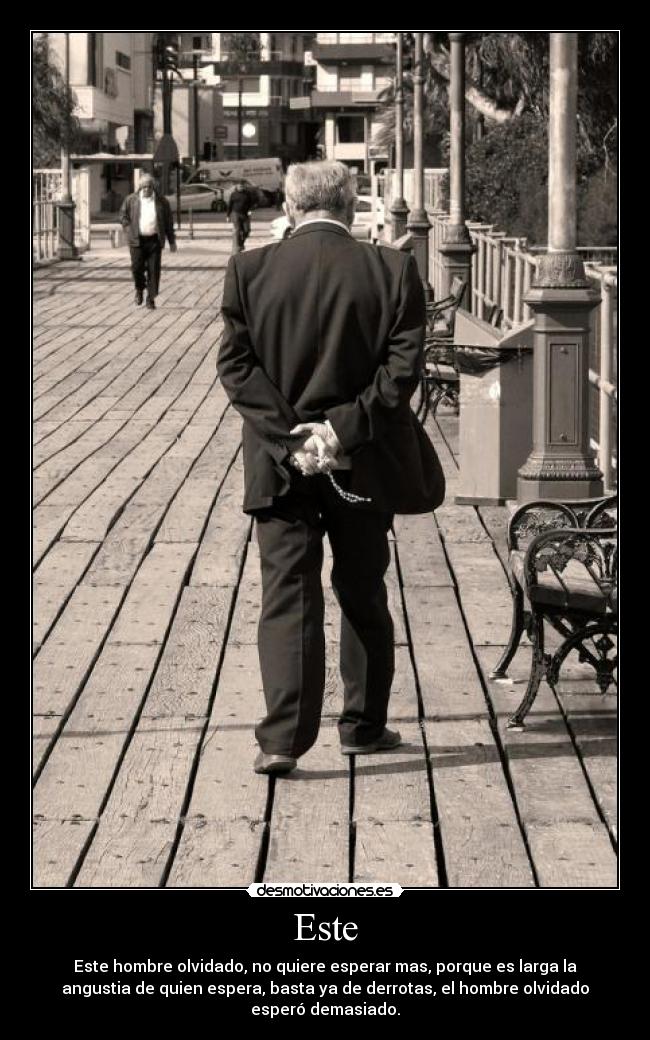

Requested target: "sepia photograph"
[{"left": 32, "top": 30, "right": 618, "bottom": 892}]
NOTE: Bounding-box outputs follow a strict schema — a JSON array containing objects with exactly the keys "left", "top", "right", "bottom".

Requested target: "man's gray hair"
[{"left": 284, "top": 161, "right": 355, "bottom": 214}]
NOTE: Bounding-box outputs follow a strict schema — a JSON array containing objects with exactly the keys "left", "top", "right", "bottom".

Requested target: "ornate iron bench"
[
  {"left": 416, "top": 277, "right": 467, "bottom": 423},
  {"left": 489, "top": 495, "right": 617, "bottom": 729}
]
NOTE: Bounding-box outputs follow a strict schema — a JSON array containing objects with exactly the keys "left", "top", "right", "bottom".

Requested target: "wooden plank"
[
  {"left": 33, "top": 585, "right": 124, "bottom": 718},
  {"left": 190, "top": 459, "right": 251, "bottom": 586},
  {"left": 33, "top": 714, "right": 62, "bottom": 777},
  {"left": 74, "top": 716, "right": 205, "bottom": 888},
  {"left": 354, "top": 820, "right": 438, "bottom": 886},
  {"left": 424, "top": 717, "right": 534, "bottom": 887},
  {"left": 142, "top": 586, "right": 235, "bottom": 718},
  {"left": 474, "top": 647, "right": 617, "bottom": 887},
  {"left": 33, "top": 818, "right": 95, "bottom": 888},
  {"left": 444, "top": 541, "right": 514, "bottom": 646},
  {"left": 393, "top": 514, "right": 453, "bottom": 587},
  {"left": 168, "top": 819, "right": 264, "bottom": 887},
  {"left": 265, "top": 722, "right": 350, "bottom": 882},
  {"left": 33, "top": 540, "right": 100, "bottom": 651},
  {"left": 524, "top": 822, "right": 617, "bottom": 887},
  {"left": 108, "top": 543, "right": 196, "bottom": 645},
  {"left": 353, "top": 720, "right": 431, "bottom": 822},
  {"left": 403, "top": 585, "right": 489, "bottom": 718}
]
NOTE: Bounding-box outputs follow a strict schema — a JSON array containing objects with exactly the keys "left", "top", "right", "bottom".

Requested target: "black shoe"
[
  {"left": 135, "top": 290, "right": 143, "bottom": 305},
  {"left": 340, "top": 728, "right": 402, "bottom": 755},
  {"left": 254, "top": 751, "right": 297, "bottom": 775},
  {"left": 146, "top": 297, "right": 156, "bottom": 310}
]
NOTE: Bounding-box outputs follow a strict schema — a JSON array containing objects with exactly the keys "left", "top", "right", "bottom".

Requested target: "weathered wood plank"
[
  {"left": 108, "top": 543, "right": 196, "bottom": 645},
  {"left": 142, "top": 586, "right": 235, "bottom": 718},
  {"left": 33, "top": 540, "right": 100, "bottom": 651},
  {"left": 74, "top": 716, "right": 206, "bottom": 887},
  {"left": 403, "top": 585, "right": 489, "bottom": 718},
  {"left": 353, "top": 721, "right": 431, "bottom": 822},
  {"left": 424, "top": 717, "right": 534, "bottom": 887},
  {"left": 354, "top": 820, "right": 438, "bottom": 886},
  {"left": 34, "top": 585, "right": 124, "bottom": 718},
  {"left": 190, "top": 459, "right": 251, "bottom": 586},
  {"left": 265, "top": 723, "right": 350, "bottom": 882},
  {"left": 33, "top": 818, "right": 95, "bottom": 888}
]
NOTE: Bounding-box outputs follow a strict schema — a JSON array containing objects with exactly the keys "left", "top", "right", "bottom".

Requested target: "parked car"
[
  {"left": 165, "top": 183, "right": 224, "bottom": 213},
  {"left": 270, "top": 198, "right": 383, "bottom": 243}
]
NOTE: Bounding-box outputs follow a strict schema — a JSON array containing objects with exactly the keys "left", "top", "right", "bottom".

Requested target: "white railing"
[
  {"left": 585, "top": 264, "right": 618, "bottom": 490},
  {"left": 317, "top": 33, "right": 395, "bottom": 45},
  {"left": 33, "top": 169, "right": 62, "bottom": 262},
  {"left": 33, "top": 168, "right": 91, "bottom": 260}
]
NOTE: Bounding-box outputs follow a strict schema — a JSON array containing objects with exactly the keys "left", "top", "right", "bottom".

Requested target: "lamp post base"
[
  {"left": 406, "top": 208, "right": 432, "bottom": 300},
  {"left": 516, "top": 276, "right": 603, "bottom": 504},
  {"left": 389, "top": 198, "right": 409, "bottom": 242},
  {"left": 56, "top": 200, "right": 79, "bottom": 260},
  {"left": 439, "top": 224, "right": 474, "bottom": 308}
]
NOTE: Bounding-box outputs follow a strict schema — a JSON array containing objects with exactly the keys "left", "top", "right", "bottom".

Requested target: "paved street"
[{"left": 32, "top": 221, "right": 617, "bottom": 888}]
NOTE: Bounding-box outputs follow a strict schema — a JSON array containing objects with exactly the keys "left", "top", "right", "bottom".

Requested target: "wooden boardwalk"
[{"left": 32, "top": 228, "right": 617, "bottom": 888}]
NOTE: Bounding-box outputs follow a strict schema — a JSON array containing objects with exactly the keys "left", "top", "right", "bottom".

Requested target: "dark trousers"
[
  {"left": 231, "top": 213, "right": 250, "bottom": 253},
  {"left": 255, "top": 473, "right": 394, "bottom": 758},
  {"left": 129, "top": 235, "right": 162, "bottom": 298}
]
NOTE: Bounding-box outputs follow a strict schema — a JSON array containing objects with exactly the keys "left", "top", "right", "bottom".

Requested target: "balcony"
[
  {"left": 312, "top": 33, "right": 395, "bottom": 63},
  {"left": 290, "top": 88, "right": 384, "bottom": 110}
]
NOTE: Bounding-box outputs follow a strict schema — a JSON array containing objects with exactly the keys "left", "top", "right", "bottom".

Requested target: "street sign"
[
  {"left": 153, "top": 134, "right": 180, "bottom": 163},
  {"left": 214, "top": 126, "right": 228, "bottom": 139}
]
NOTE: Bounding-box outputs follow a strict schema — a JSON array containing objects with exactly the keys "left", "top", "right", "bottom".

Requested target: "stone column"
[
  {"left": 517, "top": 32, "right": 603, "bottom": 501},
  {"left": 406, "top": 32, "right": 432, "bottom": 297},
  {"left": 389, "top": 32, "right": 409, "bottom": 240},
  {"left": 57, "top": 32, "right": 78, "bottom": 261},
  {"left": 438, "top": 32, "right": 473, "bottom": 306}
]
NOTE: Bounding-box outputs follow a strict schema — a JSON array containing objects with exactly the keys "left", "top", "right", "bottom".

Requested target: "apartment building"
[
  {"left": 172, "top": 32, "right": 317, "bottom": 165},
  {"left": 290, "top": 32, "right": 396, "bottom": 175},
  {"left": 48, "top": 32, "right": 155, "bottom": 153}
]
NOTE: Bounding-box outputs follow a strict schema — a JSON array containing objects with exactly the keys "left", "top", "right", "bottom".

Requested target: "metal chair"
[
  {"left": 416, "top": 277, "right": 467, "bottom": 423},
  {"left": 490, "top": 496, "right": 617, "bottom": 729}
]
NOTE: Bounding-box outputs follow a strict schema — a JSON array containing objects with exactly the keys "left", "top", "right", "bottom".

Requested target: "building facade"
[
  {"left": 290, "top": 32, "right": 396, "bottom": 175},
  {"left": 48, "top": 32, "right": 155, "bottom": 153},
  {"left": 170, "top": 32, "right": 317, "bottom": 166}
]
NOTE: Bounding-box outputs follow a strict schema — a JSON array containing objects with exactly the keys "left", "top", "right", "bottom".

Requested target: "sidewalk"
[{"left": 32, "top": 237, "right": 617, "bottom": 888}]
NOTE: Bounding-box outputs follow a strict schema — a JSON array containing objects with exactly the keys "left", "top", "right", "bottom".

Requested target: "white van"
[{"left": 186, "top": 158, "right": 283, "bottom": 203}]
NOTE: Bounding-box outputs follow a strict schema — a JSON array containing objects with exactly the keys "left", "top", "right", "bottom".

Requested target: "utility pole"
[
  {"left": 193, "top": 53, "right": 200, "bottom": 168},
  {"left": 57, "top": 31, "right": 78, "bottom": 260},
  {"left": 238, "top": 74, "right": 244, "bottom": 160}
]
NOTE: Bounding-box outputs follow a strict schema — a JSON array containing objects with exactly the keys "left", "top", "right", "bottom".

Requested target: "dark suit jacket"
[
  {"left": 120, "top": 191, "right": 176, "bottom": 249},
  {"left": 217, "top": 221, "right": 445, "bottom": 515}
]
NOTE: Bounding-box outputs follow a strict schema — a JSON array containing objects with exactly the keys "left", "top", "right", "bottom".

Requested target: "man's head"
[
  {"left": 284, "top": 161, "right": 356, "bottom": 228},
  {"left": 139, "top": 173, "right": 156, "bottom": 197}
]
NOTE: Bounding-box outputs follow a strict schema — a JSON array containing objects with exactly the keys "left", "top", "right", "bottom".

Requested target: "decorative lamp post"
[
  {"left": 517, "top": 32, "right": 603, "bottom": 501},
  {"left": 57, "top": 32, "right": 78, "bottom": 260},
  {"left": 405, "top": 31, "right": 432, "bottom": 297},
  {"left": 438, "top": 32, "right": 474, "bottom": 306},
  {"left": 389, "top": 32, "right": 409, "bottom": 241}
]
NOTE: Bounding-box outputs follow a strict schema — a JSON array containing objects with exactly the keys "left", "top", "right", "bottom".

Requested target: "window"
[
  {"left": 339, "top": 70, "right": 363, "bottom": 92},
  {"left": 193, "top": 36, "right": 202, "bottom": 50},
  {"left": 88, "top": 32, "right": 103, "bottom": 86},
  {"left": 115, "top": 51, "right": 131, "bottom": 71},
  {"left": 336, "top": 116, "right": 365, "bottom": 144}
]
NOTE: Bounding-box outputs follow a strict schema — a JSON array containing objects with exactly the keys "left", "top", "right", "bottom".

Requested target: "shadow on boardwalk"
[{"left": 32, "top": 238, "right": 617, "bottom": 889}]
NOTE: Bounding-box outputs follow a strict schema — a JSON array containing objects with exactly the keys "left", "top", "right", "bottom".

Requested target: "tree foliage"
[
  {"left": 373, "top": 31, "right": 617, "bottom": 244},
  {"left": 32, "top": 34, "right": 81, "bottom": 168}
]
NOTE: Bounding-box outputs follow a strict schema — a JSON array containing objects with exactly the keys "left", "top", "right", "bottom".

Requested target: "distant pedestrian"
[
  {"left": 227, "top": 181, "right": 256, "bottom": 253},
  {"left": 120, "top": 174, "right": 177, "bottom": 310}
]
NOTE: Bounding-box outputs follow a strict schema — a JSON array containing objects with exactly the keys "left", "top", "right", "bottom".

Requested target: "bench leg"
[
  {"left": 490, "top": 583, "right": 525, "bottom": 680},
  {"left": 507, "top": 609, "right": 545, "bottom": 730}
]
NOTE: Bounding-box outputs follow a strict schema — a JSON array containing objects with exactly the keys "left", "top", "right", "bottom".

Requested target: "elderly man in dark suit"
[
  {"left": 217, "top": 161, "right": 445, "bottom": 775},
  {"left": 120, "top": 173, "right": 177, "bottom": 310}
]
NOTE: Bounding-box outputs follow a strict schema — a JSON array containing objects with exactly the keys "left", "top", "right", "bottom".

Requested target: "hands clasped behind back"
[{"left": 288, "top": 421, "right": 344, "bottom": 476}]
